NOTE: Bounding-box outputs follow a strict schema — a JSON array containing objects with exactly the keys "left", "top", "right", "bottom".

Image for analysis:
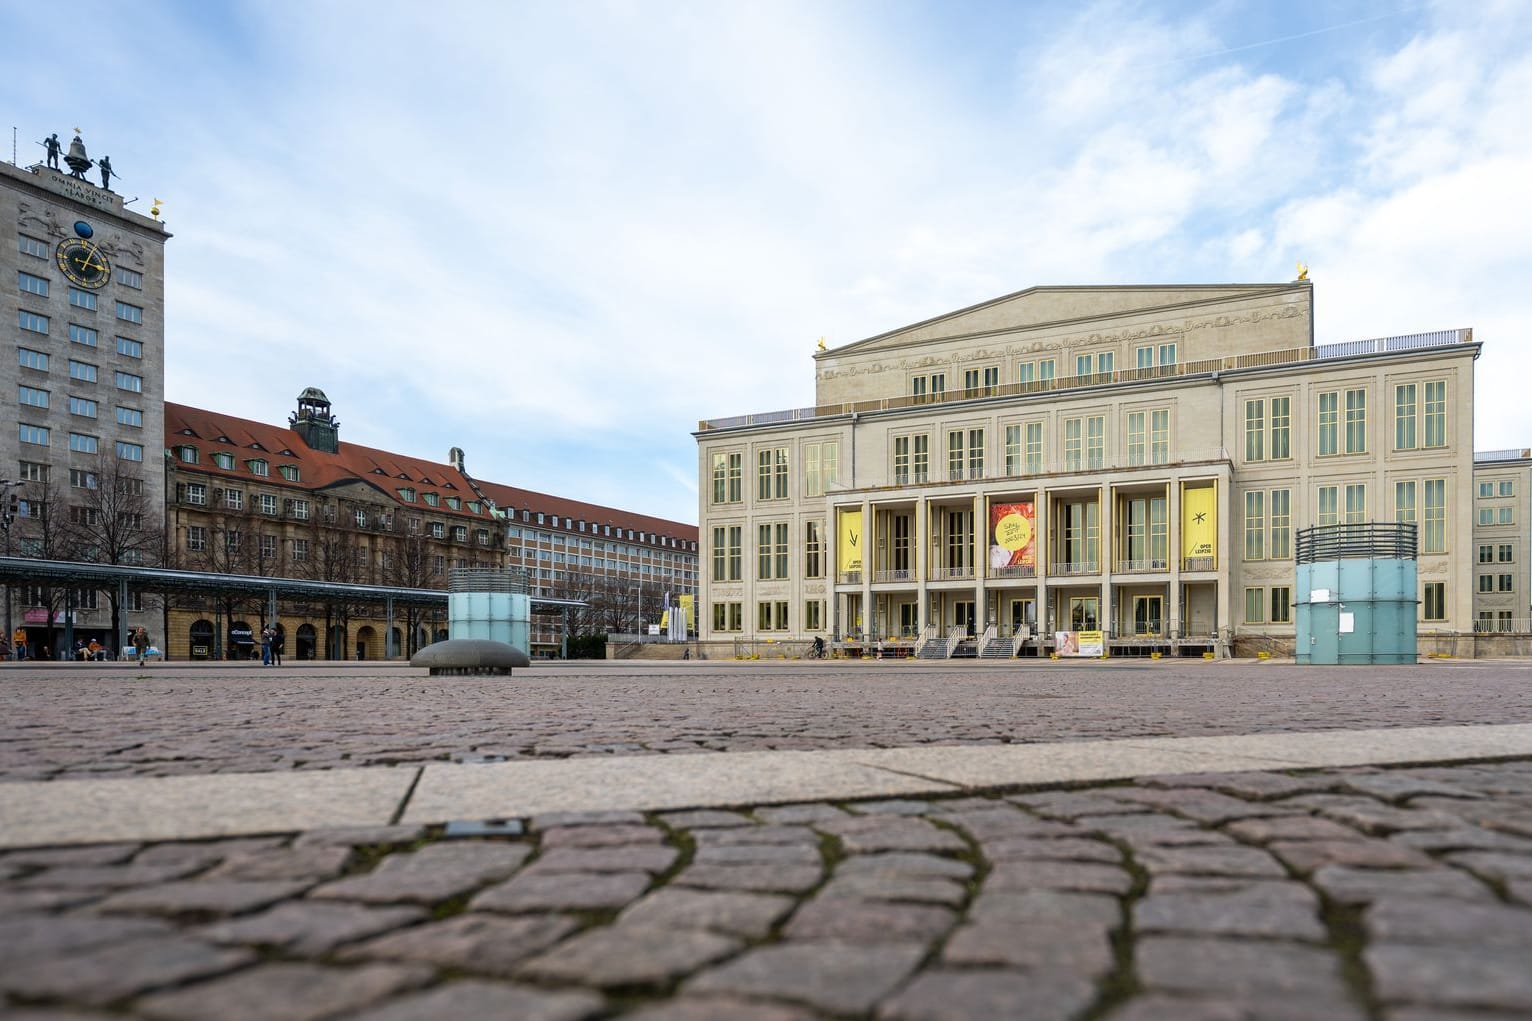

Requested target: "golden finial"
[
  {"left": 150, "top": 197, "right": 163, "bottom": 221},
  {"left": 1296, "top": 260, "right": 1309, "bottom": 281},
  {"left": 816, "top": 336, "right": 827, "bottom": 351}
]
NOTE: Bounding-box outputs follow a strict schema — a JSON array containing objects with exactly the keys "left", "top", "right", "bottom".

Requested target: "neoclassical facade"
[{"left": 696, "top": 282, "right": 1485, "bottom": 656}]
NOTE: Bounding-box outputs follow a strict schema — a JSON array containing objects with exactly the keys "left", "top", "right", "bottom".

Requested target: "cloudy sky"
[{"left": 7, "top": 1, "right": 1530, "bottom": 525}]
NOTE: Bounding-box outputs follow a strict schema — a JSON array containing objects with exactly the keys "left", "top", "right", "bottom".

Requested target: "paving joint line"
[{"left": 388, "top": 766, "right": 425, "bottom": 826}]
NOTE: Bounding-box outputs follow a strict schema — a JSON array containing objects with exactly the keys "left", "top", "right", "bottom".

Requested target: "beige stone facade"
[{"left": 697, "top": 283, "right": 1482, "bottom": 657}]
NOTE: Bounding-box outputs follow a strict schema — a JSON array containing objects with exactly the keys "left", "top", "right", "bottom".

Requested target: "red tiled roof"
[{"left": 165, "top": 402, "right": 697, "bottom": 542}]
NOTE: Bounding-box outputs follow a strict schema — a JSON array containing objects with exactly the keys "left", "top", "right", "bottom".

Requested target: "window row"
[
  {"left": 1244, "top": 381, "right": 1447, "bottom": 462},
  {"left": 17, "top": 424, "right": 140, "bottom": 459},
  {"left": 711, "top": 600, "right": 827, "bottom": 633},
  {"left": 709, "top": 442, "right": 842, "bottom": 505},
  {"left": 1477, "top": 480, "right": 1516, "bottom": 499},
  {"left": 1245, "top": 582, "right": 1449, "bottom": 623},
  {"left": 907, "top": 346, "right": 1178, "bottom": 402},
  {"left": 16, "top": 237, "right": 143, "bottom": 289},
  {"left": 711, "top": 521, "right": 827, "bottom": 582}
]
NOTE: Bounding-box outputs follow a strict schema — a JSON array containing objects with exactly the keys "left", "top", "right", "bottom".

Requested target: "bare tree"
[{"left": 64, "top": 461, "right": 163, "bottom": 651}]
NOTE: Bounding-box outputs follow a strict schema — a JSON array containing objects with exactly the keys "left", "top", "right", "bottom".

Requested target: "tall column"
[
  {"left": 860, "top": 498, "right": 873, "bottom": 642},
  {"left": 915, "top": 494, "right": 928, "bottom": 635},
  {"left": 974, "top": 492, "right": 988, "bottom": 628},
  {"left": 1169, "top": 479, "right": 1182, "bottom": 638},
  {"left": 1099, "top": 484, "right": 1113, "bottom": 634},
  {"left": 1036, "top": 490, "right": 1051, "bottom": 639},
  {"left": 1215, "top": 475, "right": 1232, "bottom": 655}
]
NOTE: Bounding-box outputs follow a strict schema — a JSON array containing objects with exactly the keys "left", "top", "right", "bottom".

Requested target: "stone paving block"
[
  {"left": 1224, "top": 814, "right": 1368, "bottom": 843},
  {"left": 933, "top": 807, "right": 1078, "bottom": 840},
  {"left": 133, "top": 838, "right": 287, "bottom": 868},
  {"left": 1134, "top": 845, "right": 1287, "bottom": 878},
  {"left": 518, "top": 923, "right": 740, "bottom": 987},
  {"left": 94, "top": 879, "right": 312, "bottom": 918},
  {"left": 472, "top": 870, "right": 651, "bottom": 913},
  {"left": 1148, "top": 875, "right": 1311, "bottom": 896},
  {"left": 17, "top": 861, "right": 209, "bottom": 890},
  {"left": 310, "top": 841, "right": 530, "bottom": 904},
  {"left": 292, "top": 824, "right": 426, "bottom": 848},
  {"left": 816, "top": 872, "right": 967, "bottom": 906},
  {"left": 1444, "top": 850, "right": 1532, "bottom": 884},
  {"left": 1508, "top": 878, "right": 1532, "bottom": 906},
  {"left": 692, "top": 825, "right": 820, "bottom": 847},
  {"left": 340, "top": 979, "right": 604, "bottom": 1021},
  {"left": 968, "top": 888, "right": 1121, "bottom": 927},
  {"left": 133, "top": 961, "right": 432, "bottom": 1021},
  {"left": 837, "top": 851, "right": 974, "bottom": 879},
  {"left": 0, "top": 935, "right": 255, "bottom": 1005},
  {"left": 539, "top": 823, "right": 666, "bottom": 848},
  {"left": 0, "top": 844, "right": 140, "bottom": 867},
  {"left": 1136, "top": 771, "right": 1339, "bottom": 800},
  {"left": 1312, "top": 866, "right": 1496, "bottom": 906},
  {"left": 1137, "top": 935, "right": 1349, "bottom": 999},
  {"left": 1103, "top": 993, "right": 1368, "bottom": 1020},
  {"left": 619, "top": 887, "right": 794, "bottom": 939},
  {"left": 1367, "top": 943, "right": 1532, "bottom": 1011},
  {"left": 195, "top": 901, "right": 425, "bottom": 956},
  {"left": 980, "top": 836, "right": 1122, "bottom": 863},
  {"left": 1012, "top": 790, "right": 1154, "bottom": 820},
  {"left": 623, "top": 997, "right": 819, "bottom": 1021},
  {"left": 1107, "top": 787, "right": 1288, "bottom": 824},
  {"left": 1134, "top": 883, "right": 1326, "bottom": 941},
  {"left": 341, "top": 912, "right": 578, "bottom": 975},
  {"left": 692, "top": 843, "right": 822, "bottom": 866},
  {"left": 817, "top": 816, "right": 968, "bottom": 854},
  {"left": 941, "top": 921, "right": 1115, "bottom": 976},
  {"left": 1390, "top": 827, "right": 1532, "bottom": 854},
  {"left": 204, "top": 845, "right": 351, "bottom": 881},
  {"left": 673, "top": 863, "right": 824, "bottom": 894},
  {"left": 0, "top": 914, "right": 172, "bottom": 967},
  {"left": 985, "top": 859, "right": 1134, "bottom": 895},
  {"left": 659, "top": 809, "right": 755, "bottom": 828},
  {"left": 686, "top": 941, "right": 927, "bottom": 1015},
  {"left": 1286, "top": 796, "right": 1461, "bottom": 835},
  {"left": 1364, "top": 896, "right": 1532, "bottom": 945},
  {"left": 1338, "top": 774, "right": 1484, "bottom": 802},
  {"left": 525, "top": 844, "right": 678, "bottom": 875},
  {"left": 877, "top": 967, "right": 1098, "bottom": 1021},
  {"left": 753, "top": 803, "right": 849, "bottom": 825},
  {"left": 0, "top": 888, "right": 103, "bottom": 913},
  {"left": 848, "top": 798, "right": 932, "bottom": 816},
  {"left": 1268, "top": 839, "right": 1433, "bottom": 874},
  {"left": 532, "top": 810, "right": 648, "bottom": 829},
  {"left": 783, "top": 897, "right": 955, "bottom": 944}
]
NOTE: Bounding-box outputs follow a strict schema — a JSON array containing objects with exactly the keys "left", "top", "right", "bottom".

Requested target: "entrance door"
[
  {"left": 1069, "top": 597, "right": 1100, "bottom": 630},
  {"left": 1009, "top": 598, "right": 1035, "bottom": 636},
  {"left": 1133, "top": 596, "right": 1163, "bottom": 636},
  {"left": 954, "top": 600, "right": 976, "bottom": 636},
  {"left": 899, "top": 603, "right": 919, "bottom": 638}
]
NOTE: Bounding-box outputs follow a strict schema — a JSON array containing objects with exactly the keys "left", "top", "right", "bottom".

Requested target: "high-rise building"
[
  {"left": 695, "top": 282, "right": 1482, "bottom": 657},
  {"left": 2, "top": 142, "right": 170, "bottom": 653}
]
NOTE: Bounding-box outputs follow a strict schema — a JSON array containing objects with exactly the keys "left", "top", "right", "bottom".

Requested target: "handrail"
[
  {"left": 944, "top": 625, "right": 966, "bottom": 659},
  {"left": 975, "top": 622, "right": 998, "bottom": 657}
]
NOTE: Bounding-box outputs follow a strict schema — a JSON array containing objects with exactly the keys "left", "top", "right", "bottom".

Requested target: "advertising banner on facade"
[
  {"left": 680, "top": 594, "right": 695, "bottom": 632},
  {"left": 1055, "top": 630, "right": 1105, "bottom": 657},
  {"left": 837, "top": 508, "right": 863, "bottom": 574},
  {"left": 990, "top": 501, "right": 1036, "bottom": 570},
  {"left": 1181, "top": 484, "right": 1217, "bottom": 564}
]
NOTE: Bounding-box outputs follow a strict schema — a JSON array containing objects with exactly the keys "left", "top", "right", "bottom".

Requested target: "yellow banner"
[
  {"left": 837, "top": 509, "right": 863, "bottom": 574},
  {"left": 1182, "top": 484, "right": 1216, "bottom": 562},
  {"left": 680, "top": 594, "right": 695, "bottom": 631}
]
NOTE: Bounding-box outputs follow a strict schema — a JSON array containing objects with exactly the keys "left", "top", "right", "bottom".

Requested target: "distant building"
[
  {"left": 165, "top": 390, "right": 697, "bottom": 658},
  {"left": 2, "top": 152, "right": 170, "bottom": 654},
  {"left": 696, "top": 282, "right": 1488, "bottom": 657}
]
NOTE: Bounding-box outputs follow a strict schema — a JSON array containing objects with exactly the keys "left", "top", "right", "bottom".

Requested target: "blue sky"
[{"left": 7, "top": 1, "right": 1530, "bottom": 525}]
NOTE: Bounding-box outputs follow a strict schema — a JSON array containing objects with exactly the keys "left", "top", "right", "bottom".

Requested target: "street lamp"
[{"left": 1, "top": 479, "right": 26, "bottom": 652}]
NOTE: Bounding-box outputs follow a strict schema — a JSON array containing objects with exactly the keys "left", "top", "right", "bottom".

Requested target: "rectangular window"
[
  {"left": 949, "top": 430, "right": 965, "bottom": 481},
  {"left": 19, "top": 423, "right": 49, "bottom": 446},
  {"left": 69, "top": 396, "right": 97, "bottom": 417},
  {"left": 1269, "top": 489, "right": 1291, "bottom": 559},
  {"left": 1345, "top": 388, "right": 1367, "bottom": 453},
  {"left": 805, "top": 520, "right": 823, "bottom": 578},
  {"left": 964, "top": 368, "right": 981, "bottom": 397},
  {"left": 711, "top": 453, "right": 727, "bottom": 504},
  {"left": 116, "top": 406, "right": 142, "bottom": 427},
  {"left": 1479, "top": 507, "right": 1494, "bottom": 526},
  {"left": 1245, "top": 587, "right": 1265, "bottom": 624},
  {"left": 1244, "top": 490, "right": 1265, "bottom": 560},
  {"left": 1500, "top": 543, "right": 1515, "bottom": 562},
  {"left": 1318, "top": 391, "right": 1338, "bottom": 456},
  {"left": 290, "top": 499, "right": 309, "bottom": 521},
  {"left": 1004, "top": 424, "right": 1022, "bottom": 476},
  {"left": 894, "top": 435, "right": 911, "bottom": 484},
  {"left": 116, "top": 337, "right": 142, "bottom": 358},
  {"left": 69, "top": 432, "right": 98, "bottom": 453},
  {"left": 1064, "top": 418, "right": 1082, "bottom": 472},
  {"left": 727, "top": 453, "right": 742, "bottom": 502},
  {"left": 1150, "top": 409, "right": 1169, "bottom": 465},
  {"left": 69, "top": 360, "right": 97, "bottom": 383},
  {"left": 1025, "top": 422, "right": 1043, "bottom": 475},
  {"left": 1395, "top": 383, "right": 1417, "bottom": 450},
  {"left": 1500, "top": 506, "right": 1514, "bottom": 526},
  {"left": 18, "top": 385, "right": 49, "bottom": 409},
  {"left": 1500, "top": 480, "right": 1515, "bottom": 497},
  {"left": 1423, "top": 582, "right": 1446, "bottom": 621},
  {"left": 184, "top": 483, "right": 206, "bottom": 505},
  {"left": 1271, "top": 586, "right": 1292, "bottom": 624},
  {"left": 911, "top": 375, "right": 926, "bottom": 402},
  {"left": 18, "top": 461, "right": 48, "bottom": 482},
  {"left": 1499, "top": 573, "right": 1514, "bottom": 593},
  {"left": 1086, "top": 416, "right": 1105, "bottom": 470},
  {"left": 115, "top": 301, "right": 143, "bottom": 323},
  {"left": 18, "top": 348, "right": 48, "bottom": 372},
  {"left": 70, "top": 469, "right": 97, "bottom": 489},
  {"left": 116, "top": 441, "right": 143, "bottom": 462},
  {"left": 1017, "top": 361, "right": 1035, "bottom": 386},
  {"left": 1038, "top": 359, "right": 1055, "bottom": 381},
  {"left": 1423, "top": 479, "right": 1445, "bottom": 554},
  {"left": 18, "top": 234, "right": 47, "bottom": 258},
  {"left": 1479, "top": 574, "right": 1495, "bottom": 594},
  {"left": 1479, "top": 544, "right": 1495, "bottom": 564},
  {"left": 913, "top": 434, "right": 928, "bottom": 483},
  {"left": 18, "top": 271, "right": 49, "bottom": 296},
  {"left": 115, "top": 267, "right": 142, "bottom": 289},
  {"left": 727, "top": 525, "right": 741, "bottom": 581},
  {"left": 804, "top": 600, "right": 824, "bottom": 631},
  {"left": 968, "top": 428, "right": 985, "bottom": 479},
  {"left": 19, "top": 310, "right": 48, "bottom": 334},
  {"left": 1270, "top": 396, "right": 1291, "bottom": 459},
  {"left": 115, "top": 371, "right": 142, "bottom": 393},
  {"left": 186, "top": 526, "right": 207, "bottom": 552},
  {"left": 1136, "top": 345, "right": 1155, "bottom": 370},
  {"left": 1318, "top": 485, "right": 1338, "bottom": 527},
  {"left": 1076, "top": 353, "right": 1093, "bottom": 377},
  {"left": 758, "top": 523, "right": 773, "bottom": 579},
  {"left": 1345, "top": 483, "right": 1367, "bottom": 524},
  {"left": 1244, "top": 399, "right": 1264, "bottom": 461},
  {"left": 260, "top": 534, "right": 278, "bottom": 560},
  {"left": 1395, "top": 480, "right": 1417, "bottom": 526},
  {"left": 224, "top": 489, "right": 243, "bottom": 510},
  {"left": 67, "top": 324, "right": 97, "bottom": 347},
  {"left": 1479, "top": 481, "right": 1494, "bottom": 498},
  {"left": 1423, "top": 381, "right": 1446, "bottom": 448},
  {"left": 983, "top": 366, "right": 999, "bottom": 394},
  {"left": 68, "top": 286, "right": 95, "bottom": 310},
  {"left": 1128, "top": 412, "right": 1146, "bottom": 466}
]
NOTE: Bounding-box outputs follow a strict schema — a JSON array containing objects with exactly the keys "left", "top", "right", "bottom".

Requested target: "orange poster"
[{"left": 990, "top": 502, "right": 1036, "bottom": 569}]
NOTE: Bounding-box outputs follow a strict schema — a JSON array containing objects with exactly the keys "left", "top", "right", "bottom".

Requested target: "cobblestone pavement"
[
  {"left": 4, "top": 659, "right": 1532, "bottom": 781},
  {"left": 3, "top": 759, "right": 1531, "bottom": 1019}
]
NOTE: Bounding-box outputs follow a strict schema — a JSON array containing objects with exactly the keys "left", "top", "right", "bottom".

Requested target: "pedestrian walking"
[
  {"left": 261, "top": 627, "right": 272, "bottom": 666},
  {"left": 133, "top": 627, "right": 149, "bottom": 667},
  {"left": 271, "top": 625, "right": 284, "bottom": 667}
]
